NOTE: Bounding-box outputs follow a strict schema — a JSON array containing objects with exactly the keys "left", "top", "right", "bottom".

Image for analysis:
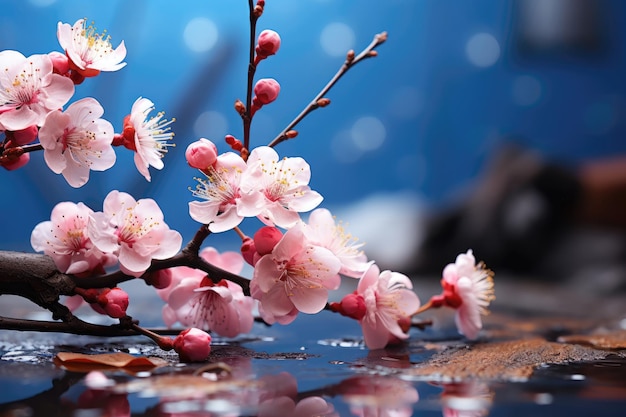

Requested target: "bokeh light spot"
[
  {"left": 193, "top": 111, "right": 228, "bottom": 142},
  {"left": 184, "top": 17, "right": 218, "bottom": 53},
  {"left": 351, "top": 116, "right": 386, "bottom": 151},
  {"left": 466, "top": 32, "right": 500, "bottom": 68},
  {"left": 320, "top": 22, "right": 355, "bottom": 57}
]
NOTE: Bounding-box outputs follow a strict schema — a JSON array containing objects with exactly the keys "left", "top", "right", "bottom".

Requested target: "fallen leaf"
[{"left": 54, "top": 352, "right": 168, "bottom": 372}]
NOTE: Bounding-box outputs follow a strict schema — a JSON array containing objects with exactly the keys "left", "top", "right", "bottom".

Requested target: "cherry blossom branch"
[
  {"left": 267, "top": 31, "right": 387, "bottom": 148},
  {"left": 242, "top": 0, "right": 263, "bottom": 151}
]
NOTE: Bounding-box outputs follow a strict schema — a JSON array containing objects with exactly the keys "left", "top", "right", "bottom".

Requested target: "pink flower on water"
[
  {"left": 189, "top": 151, "right": 262, "bottom": 233},
  {"left": 120, "top": 97, "right": 175, "bottom": 181},
  {"left": 38, "top": 97, "right": 116, "bottom": 187},
  {"left": 252, "top": 224, "right": 341, "bottom": 323},
  {"left": 173, "top": 327, "right": 212, "bottom": 363},
  {"left": 0, "top": 50, "right": 74, "bottom": 131},
  {"left": 242, "top": 146, "right": 323, "bottom": 228},
  {"left": 89, "top": 190, "right": 183, "bottom": 277},
  {"left": 30, "top": 201, "right": 115, "bottom": 275},
  {"left": 57, "top": 18, "right": 127, "bottom": 78},
  {"left": 435, "top": 250, "right": 495, "bottom": 340},
  {"left": 336, "top": 263, "right": 420, "bottom": 350},
  {"left": 303, "top": 208, "right": 369, "bottom": 278}
]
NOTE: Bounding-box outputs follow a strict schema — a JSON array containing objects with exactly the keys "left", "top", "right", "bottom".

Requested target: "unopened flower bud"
[
  {"left": 185, "top": 138, "right": 218, "bottom": 170},
  {"left": 143, "top": 269, "right": 172, "bottom": 290},
  {"left": 173, "top": 328, "right": 212, "bottom": 363},
  {"left": 48, "top": 51, "right": 70, "bottom": 75},
  {"left": 256, "top": 29, "right": 281, "bottom": 58},
  {"left": 254, "top": 226, "right": 283, "bottom": 256},
  {"left": 97, "top": 287, "right": 129, "bottom": 318},
  {"left": 338, "top": 292, "right": 366, "bottom": 320},
  {"left": 1, "top": 153, "right": 29, "bottom": 171},
  {"left": 10, "top": 125, "right": 39, "bottom": 145},
  {"left": 253, "top": 78, "right": 280, "bottom": 105},
  {"left": 241, "top": 236, "right": 258, "bottom": 266}
]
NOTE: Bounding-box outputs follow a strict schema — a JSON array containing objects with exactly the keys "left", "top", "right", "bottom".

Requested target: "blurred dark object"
[
  {"left": 514, "top": 0, "right": 608, "bottom": 57},
  {"left": 413, "top": 144, "right": 626, "bottom": 289}
]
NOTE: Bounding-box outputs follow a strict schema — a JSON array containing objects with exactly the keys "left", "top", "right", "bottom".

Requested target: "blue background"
[{"left": 1, "top": 0, "right": 625, "bottom": 254}]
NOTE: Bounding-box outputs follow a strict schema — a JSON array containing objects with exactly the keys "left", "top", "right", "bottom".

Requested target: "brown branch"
[
  {"left": 243, "top": 0, "right": 261, "bottom": 151},
  {"left": 267, "top": 31, "right": 387, "bottom": 148}
]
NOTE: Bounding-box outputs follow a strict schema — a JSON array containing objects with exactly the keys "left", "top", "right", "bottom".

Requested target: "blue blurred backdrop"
[{"left": 1, "top": 0, "right": 625, "bottom": 256}]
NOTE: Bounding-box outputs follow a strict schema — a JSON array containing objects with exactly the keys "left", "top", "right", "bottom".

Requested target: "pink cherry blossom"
[
  {"left": 252, "top": 224, "right": 341, "bottom": 322},
  {"left": 242, "top": 146, "right": 323, "bottom": 228},
  {"left": 173, "top": 327, "right": 212, "bottom": 363},
  {"left": 0, "top": 50, "right": 74, "bottom": 131},
  {"left": 38, "top": 97, "right": 116, "bottom": 188},
  {"left": 30, "top": 201, "right": 115, "bottom": 275},
  {"left": 188, "top": 151, "right": 263, "bottom": 233},
  {"left": 303, "top": 208, "right": 369, "bottom": 278},
  {"left": 438, "top": 250, "right": 495, "bottom": 340},
  {"left": 355, "top": 263, "right": 420, "bottom": 350},
  {"left": 161, "top": 248, "right": 253, "bottom": 338},
  {"left": 167, "top": 278, "right": 254, "bottom": 338},
  {"left": 89, "top": 190, "right": 183, "bottom": 277},
  {"left": 57, "top": 18, "right": 127, "bottom": 77},
  {"left": 121, "top": 97, "right": 175, "bottom": 181}
]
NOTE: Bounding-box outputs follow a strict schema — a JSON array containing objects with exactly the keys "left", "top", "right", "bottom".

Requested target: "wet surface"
[{"left": 0, "top": 276, "right": 624, "bottom": 416}]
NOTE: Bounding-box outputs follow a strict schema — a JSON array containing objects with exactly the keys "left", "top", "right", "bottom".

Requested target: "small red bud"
[
  {"left": 253, "top": 78, "right": 280, "bottom": 105},
  {"left": 253, "top": 226, "right": 283, "bottom": 256}
]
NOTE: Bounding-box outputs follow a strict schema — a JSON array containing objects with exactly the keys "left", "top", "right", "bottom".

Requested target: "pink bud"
[
  {"left": 10, "top": 125, "right": 39, "bottom": 145},
  {"left": 97, "top": 287, "right": 129, "bottom": 318},
  {"left": 254, "top": 226, "right": 283, "bottom": 256},
  {"left": 1, "top": 153, "right": 29, "bottom": 171},
  {"left": 143, "top": 269, "right": 172, "bottom": 289},
  {"left": 241, "top": 236, "right": 258, "bottom": 266},
  {"left": 256, "top": 29, "right": 281, "bottom": 58},
  {"left": 339, "top": 293, "right": 366, "bottom": 320},
  {"left": 48, "top": 51, "right": 70, "bottom": 75},
  {"left": 185, "top": 138, "right": 218, "bottom": 170},
  {"left": 253, "top": 78, "right": 280, "bottom": 105},
  {"left": 173, "top": 328, "right": 212, "bottom": 363}
]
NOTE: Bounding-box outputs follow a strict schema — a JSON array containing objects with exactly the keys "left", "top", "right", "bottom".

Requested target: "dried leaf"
[{"left": 54, "top": 352, "right": 168, "bottom": 372}]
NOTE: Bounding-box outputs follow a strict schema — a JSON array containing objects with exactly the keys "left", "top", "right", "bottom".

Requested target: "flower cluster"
[
  {"left": 0, "top": 18, "right": 173, "bottom": 184},
  {"left": 32, "top": 190, "right": 182, "bottom": 278},
  {"left": 3, "top": 2, "right": 496, "bottom": 364}
]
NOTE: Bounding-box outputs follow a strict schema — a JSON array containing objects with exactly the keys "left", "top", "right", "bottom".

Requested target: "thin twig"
[
  {"left": 267, "top": 31, "right": 387, "bottom": 148},
  {"left": 243, "top": 0, "right": 260, "bottom": 151}
]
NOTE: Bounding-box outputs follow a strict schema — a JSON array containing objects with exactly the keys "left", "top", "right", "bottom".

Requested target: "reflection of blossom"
[
  {"left": 440, "top": 382, "right": 493, "bottom": 417},
  {"left": 339, "top": 375, "right": 419, "bottom": 417}
]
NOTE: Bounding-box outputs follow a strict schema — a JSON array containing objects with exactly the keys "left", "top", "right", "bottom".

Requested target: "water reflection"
[{"left": 2, "top": 357, "right": 626, "bottom": 416}]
